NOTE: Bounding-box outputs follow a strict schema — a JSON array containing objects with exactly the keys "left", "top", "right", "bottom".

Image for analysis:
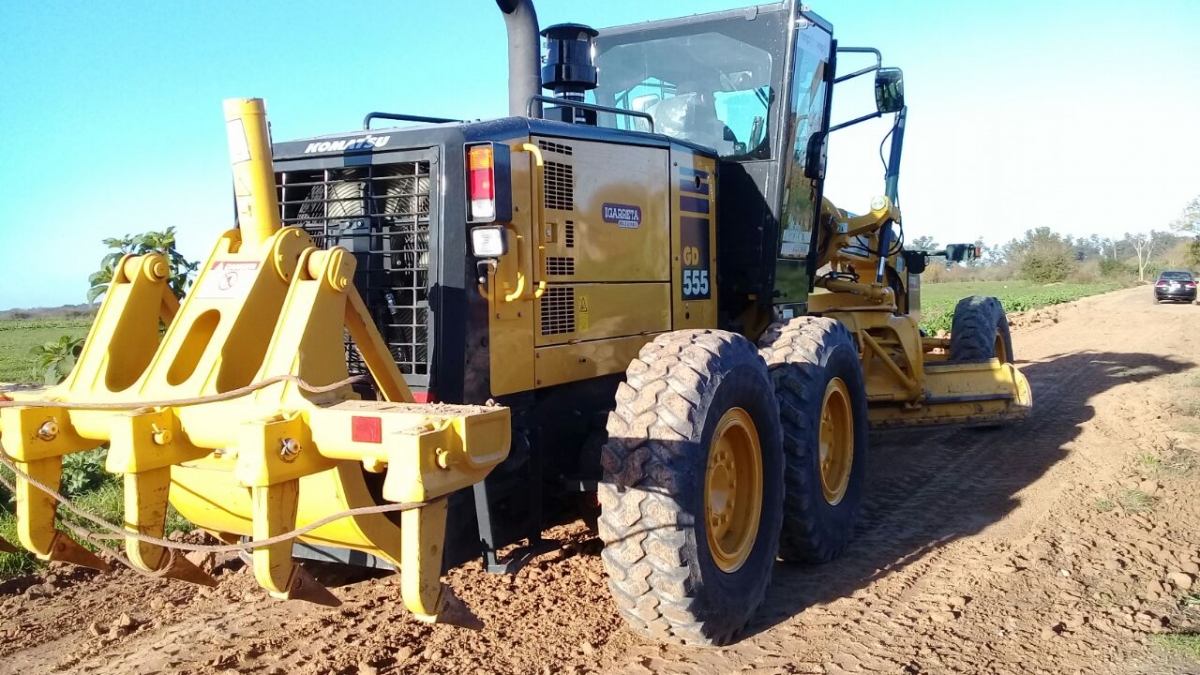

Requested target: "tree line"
[{"left": 913, "top": 195, "right": 1200, "bottom": 284}]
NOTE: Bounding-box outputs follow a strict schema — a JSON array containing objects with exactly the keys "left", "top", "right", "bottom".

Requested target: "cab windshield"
[{"left": 591, "top": 9, "right": 788, "bottom": 160}]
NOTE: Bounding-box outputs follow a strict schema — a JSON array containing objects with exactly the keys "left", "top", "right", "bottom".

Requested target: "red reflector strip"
[
  {"left": 0, "top": 393, "right": 10, "bottom": 402},
  {"left": 470, "top": 169, "right": 495, "bottom": 200},
  {"left": 411, "top": 391, "right": 433, "bottom": 403},
  {"left": 351, "top": 416, "right": 383, "bottom": 444}
]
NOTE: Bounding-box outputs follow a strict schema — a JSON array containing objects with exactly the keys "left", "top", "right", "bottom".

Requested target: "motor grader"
[{"left": 0, "top": 0, "right": 1031, "bottom": 645}]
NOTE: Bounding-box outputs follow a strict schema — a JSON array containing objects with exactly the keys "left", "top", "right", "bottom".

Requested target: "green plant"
[
  {"left": 1149, "top": 633, "right": 1200, "bottom": 659},
  {"left": 1094, "top": 497, "right": 1115, "bottom": 513},
  {"left": 1119, "top": 489, "right": 1154, "bottom": 513},
  {"left": 88, "top": 227, "right": 199, "bottom": 303},
  {"left": 60, "top": 448, "right": 110, "bottom": 497},
  {"left": 28, "top": 334, "right": 84, "bottom": 385}
]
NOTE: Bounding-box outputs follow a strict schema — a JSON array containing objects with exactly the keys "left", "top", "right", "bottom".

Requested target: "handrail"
[
  {"left": 502, "top": 225, "right": 527, "bottom": 303},
  {"left": 518, "top": 143, "right": 547, "bottom": 300},
  {"left": 362, "top": 112, "right": 460, "bottom": 130},
  {"left": 525, "top": 96, "right": 655, "bottom": 132}
]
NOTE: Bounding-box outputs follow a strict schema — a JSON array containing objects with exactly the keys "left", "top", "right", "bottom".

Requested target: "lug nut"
[
  {"left": 280, "top": 437, "right": 302, "bottom": 461},
  {"left": 151, "top": 425, "right": 173, "bottom": 445},
  {"left": 37, "top": 421, "right": 59, "bottom": 441}
]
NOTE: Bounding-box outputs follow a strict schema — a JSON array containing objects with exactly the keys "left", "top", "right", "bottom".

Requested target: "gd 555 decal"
[{"left": 680, "top": 216, "right": 711, "bottom": 300}]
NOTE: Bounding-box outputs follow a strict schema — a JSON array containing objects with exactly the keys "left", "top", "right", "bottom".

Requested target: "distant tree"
[
  {"left": 910, "top": 235, "right": 938, "bottom": 252},
  {"left": 1004, "top": 228, "right": 1075, "bottom": 283},
  {"left": 1170, "top": 195, "right": 1200, "bottom": 233},
  {"left": 1125, "top": 231, "right": 1158, "bottom": 282},
  {"left": 88, "top": 227, "right": 198, "bottom": 303}
]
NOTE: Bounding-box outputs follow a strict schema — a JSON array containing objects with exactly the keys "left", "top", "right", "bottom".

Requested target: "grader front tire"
[
  {"left": 949, "top": 295, "right": 1014, "bottom": 363},
  {"left": 599, "top": 330, "right": 784, "bottom": 645},
  {"left": 758, "top": 317, "right": 869, "bottom": 564}
]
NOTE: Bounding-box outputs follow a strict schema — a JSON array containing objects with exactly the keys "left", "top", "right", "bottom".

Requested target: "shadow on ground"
[{"left": 744, "top": 350, "right": 1194, "bottom": 638}]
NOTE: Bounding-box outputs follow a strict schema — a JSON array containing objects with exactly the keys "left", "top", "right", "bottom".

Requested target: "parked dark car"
[{"left": 1154, "top": 270, "right": 1197, "bottom": 303}]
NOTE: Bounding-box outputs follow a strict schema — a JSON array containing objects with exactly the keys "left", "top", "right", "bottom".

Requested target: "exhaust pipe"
[{"left": 496, "top": 0, "right": 542, "bottom": 119}]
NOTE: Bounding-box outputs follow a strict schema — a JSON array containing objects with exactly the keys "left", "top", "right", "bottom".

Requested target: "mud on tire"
[
  {"left": 949, "top": 295, "right": 1014, "bottom": 362},
  {"left": 758, "top": 317, "right": 869, "bottom": 563},
  {"left": 598, "top": 330, "right": 784, "bottom": 646}
]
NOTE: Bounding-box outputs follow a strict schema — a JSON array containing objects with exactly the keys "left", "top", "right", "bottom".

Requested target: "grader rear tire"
[
  {"left": 949, "top": 295, "right": 1014, "bottom": 363},
  {"left": 599, "top": 330, "right": 784, "bottom": 645},
  {"left": 758, "top": 317, "right": 869, "bottom": 563}
]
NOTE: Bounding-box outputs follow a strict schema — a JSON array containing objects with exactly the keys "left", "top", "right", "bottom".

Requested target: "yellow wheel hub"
[
  {"left": 705, "top": 407, "right": 763, "bottom": 573},
  {"left": 994, "top": 333, "right": 1009, "bottom": 363},
  {"left": 819, "top": 378, "right": 855, "bottom": 505}
]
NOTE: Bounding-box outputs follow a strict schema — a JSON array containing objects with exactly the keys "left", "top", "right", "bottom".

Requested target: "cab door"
[{"left": 774, "top": 19, "right": 834, "bottom": 314}]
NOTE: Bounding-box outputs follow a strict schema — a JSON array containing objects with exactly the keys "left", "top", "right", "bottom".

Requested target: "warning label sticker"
[{"left": 194, "top": 261, "right": 261, "bottom": 299}]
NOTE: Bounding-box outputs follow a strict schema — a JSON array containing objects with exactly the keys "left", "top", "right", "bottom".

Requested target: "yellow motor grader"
[{"left": 0, "top": 0, "right": 1030, "bottom": 645}]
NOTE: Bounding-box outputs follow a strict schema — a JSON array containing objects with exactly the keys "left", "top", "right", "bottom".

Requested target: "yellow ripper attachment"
[{"left": 0, "top": 98, "right": 510, "bottom": 624}]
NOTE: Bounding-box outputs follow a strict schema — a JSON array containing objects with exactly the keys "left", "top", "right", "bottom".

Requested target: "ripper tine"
[
  {"left": 279, "top": 564, "right": 341, "bottom": 607},
  {"left": 434, "top": 585, "right": 484, "bottom": 631},
  {"left": 46, "top": 531, "right": 110, "bottom": 572},
  {"left": 157, "top": 550, "right": 218, "bottom": 587}
]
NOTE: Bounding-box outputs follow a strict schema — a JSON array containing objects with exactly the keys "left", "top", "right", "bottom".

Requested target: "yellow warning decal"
[{"left": 577, "top": 294, "right": 590, "bottom": 332}]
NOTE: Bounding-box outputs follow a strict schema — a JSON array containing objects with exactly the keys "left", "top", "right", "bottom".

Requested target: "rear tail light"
[
  {"left": 465, "top": 142, "right": 512, "bottom": 224},
  {"left": 1156, "top": 281, "right": 1168, "bottom": 287},
  {"left": 468, "top": 145, "right": 496, "bottom": 220},
  {"left": 1188, "top": 282, "right": 1197, "bottom": 289}
]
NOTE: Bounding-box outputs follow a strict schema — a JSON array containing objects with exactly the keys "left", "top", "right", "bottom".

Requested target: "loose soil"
[{"left": 3, "top": 287, "right": 1200, "bottom": 674}]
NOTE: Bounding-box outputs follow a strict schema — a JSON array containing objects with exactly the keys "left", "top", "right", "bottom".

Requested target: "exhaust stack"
[{"left": 496, "top": 0, "right": 542, "bottom": 118}]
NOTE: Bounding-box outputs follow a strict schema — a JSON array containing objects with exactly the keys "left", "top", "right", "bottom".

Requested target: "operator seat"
[{"left": 651, "top": 93, "right": 737, "bottom": 156}]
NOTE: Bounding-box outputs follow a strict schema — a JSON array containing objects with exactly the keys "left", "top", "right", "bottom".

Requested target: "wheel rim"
[
  {"left": 704, "top": 407, "right": 763, "bottom": 573},
  {"left": 994, "top": 333, "right": 1009, "bottom": 363},
  {"left": 819, "top": 378, "right": 855, "bottom": 505}
]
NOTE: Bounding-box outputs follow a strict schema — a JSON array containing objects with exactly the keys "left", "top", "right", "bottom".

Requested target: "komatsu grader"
[{"left": 0, "top": 0, "right": 1031, "bottom": 645}]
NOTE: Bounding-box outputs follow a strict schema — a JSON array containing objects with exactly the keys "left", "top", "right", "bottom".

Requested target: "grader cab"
[{"left": 0, "top": 0, "right": 1030, "bottom": 644}]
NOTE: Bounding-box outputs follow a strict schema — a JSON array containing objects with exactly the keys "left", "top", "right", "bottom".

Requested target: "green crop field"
[
  {"left": 919, "top": 280, "right": 1119, "bottom": 334},
  {"left": 0, "top": 318, "right": 93, "bottom": 384}
]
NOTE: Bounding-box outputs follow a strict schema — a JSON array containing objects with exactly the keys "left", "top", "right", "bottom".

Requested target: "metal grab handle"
[
  {"left": 517, "top": 143, "right": 547, "bottom": 300},
  {"left": 525, "top": 95, "right": 655, "bottom": 133},
  {"left": 362, "top": 112, "right": 460, "bottom": 130},
  {"left": 502, "top": 224, "right": 528, "bottom": 302}
]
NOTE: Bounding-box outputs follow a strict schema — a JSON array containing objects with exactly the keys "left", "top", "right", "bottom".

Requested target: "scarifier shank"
[{"left": 0, "top": 99, "right": 510, "bottom": 623}]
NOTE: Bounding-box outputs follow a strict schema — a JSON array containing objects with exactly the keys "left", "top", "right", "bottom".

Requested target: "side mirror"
[
  {"left": 875, "top": 68, "right": 905, "bottom": 114},
  {"left": 942, "top": 243, "right": 976, "bottom": 262}
]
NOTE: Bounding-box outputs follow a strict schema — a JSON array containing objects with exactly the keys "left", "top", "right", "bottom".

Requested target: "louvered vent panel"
[
  {"left": 544, "top": 162, "right": 574, "bottom": 211},
  {"left": 538, "top": 140, "right": 574, "bottom": 156},
  {"left": 546, "top": 256, "right": 576, "bottom": 276},
  {"left": 564, "top": 221, "right": 575, "bottom": 248},
  {"left": 540, "top": 287, "right": 576, "bottom": 335}
]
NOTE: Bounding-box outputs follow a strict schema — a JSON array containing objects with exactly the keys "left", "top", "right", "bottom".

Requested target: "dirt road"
[{"left": 3, "top": 287, "right": 1200, "bottom": 675}]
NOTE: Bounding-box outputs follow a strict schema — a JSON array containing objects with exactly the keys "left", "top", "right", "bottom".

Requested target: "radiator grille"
[
  {"left": 544, "top": 162, "right": 574, "bottom": 211},
  {"left": 546, "top": 256, "right": 575, "bottom": 276},
  {"left": 538, "top": 140, "right": 574, "bottom": 156},
  {"left": 564, "top": 221, "right": 575, "bottom": 248},
  {"left": 277, "top": 160, "right": 432, "bottom": 381},
  {"left": 540, "top": 287, "right": 576, "bottom": 336}
]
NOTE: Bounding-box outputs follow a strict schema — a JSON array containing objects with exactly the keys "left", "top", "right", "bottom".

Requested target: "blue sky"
[{"left": 1, "top": 0, "right": 1197, "bottom": 309}]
